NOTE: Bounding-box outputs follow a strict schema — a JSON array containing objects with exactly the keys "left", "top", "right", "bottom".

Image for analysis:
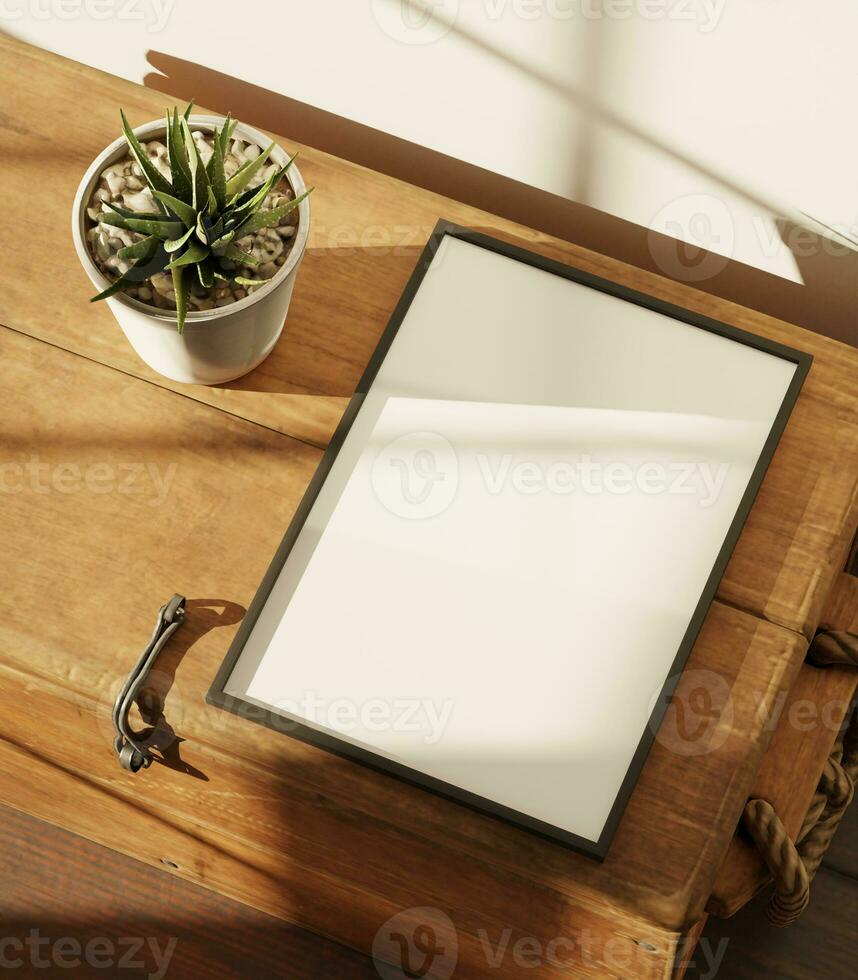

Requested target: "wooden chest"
[{"left": 2, "top": 36, "right": 858, "bottom": 979}]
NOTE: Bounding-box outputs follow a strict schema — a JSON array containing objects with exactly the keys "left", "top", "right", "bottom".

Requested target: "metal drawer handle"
[{"left": 112, "top": 594, "right": 186, "bottom": 773}]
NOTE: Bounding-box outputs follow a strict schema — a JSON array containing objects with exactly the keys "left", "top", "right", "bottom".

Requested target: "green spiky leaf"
[
  {"left": 207, "top": 125, "right": 228, "bottom": 209},
  {"left": 180, "top": 115, "right": 211, "bottom": 212},
  {"left": 225, "top": 141, "right": 275, "bottom": 198},
  {"left": 236, "top": 188, "right": 311, "bottom": 236},
  {"left": 210, "top": 229, "right": 236, "bottom": 249},
  {"left": 220, "top": 242, "right": 260, "bottom": 267},
  {"left": 119, "top": 108, "right": 173, "bottom": 199},
  {"left": 124, "top": 245, "right": 171, "bottom": 282},
  {"left": 172, "top": 265, "right": 190, "bottom": 334},
  {"left": 165, "top": 108, "right": 192, "bottom": 202},
  {"left": 88, "top": 106, "right": 312, "bottom": 332},
  {"left": 166, "top": 237, "right": 209, "bottom": 269},
  {"left": 197, "top": 258, "right": 214, "bottom": 289},
  {"left": 195, "top": 210, "right": 211, "bottom": 245},
  {"left": 230, "top": 166, "right": 288, "bottom": 218},
  {"left": 116, "top": 234, "right": 159, "bottom": 262},
  {"left": 153, "top": 190, "right": 196, "bottom": 227},
  {"left": 89, "top": 246, "right": 170, "bottom": 300},
  {"left": 100, "top": 211, "right": 183, "bottom": 238},
  {"left": 164, "top": 225, "right": 195, "bottom": 253},
  {"left": 103, "top": 201, "right": 163, "bottom": 221},
  {"left": 90, "top": 273, "right": 135, "bottom": 302},
  {"left": 234, "top": 275, "right": 273, "bottom": 288}
]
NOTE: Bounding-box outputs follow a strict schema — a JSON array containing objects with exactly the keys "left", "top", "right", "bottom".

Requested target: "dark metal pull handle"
[{"left": 112, "top": 594, "right": 186, "bottom": 772}]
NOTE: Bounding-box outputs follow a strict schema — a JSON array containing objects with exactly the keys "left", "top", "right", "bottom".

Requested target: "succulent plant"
[{"left": 90, "top": 104, "right": 311, "bottom": 332}]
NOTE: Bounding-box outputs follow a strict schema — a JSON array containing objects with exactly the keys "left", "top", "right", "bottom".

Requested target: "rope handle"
[{"left": 743, "top": 629, "right": 858, "bottom": 926}]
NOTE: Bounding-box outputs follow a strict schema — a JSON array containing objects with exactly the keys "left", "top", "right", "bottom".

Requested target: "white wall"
[{"left": 6, "top": 0, "right": 857, "bottom": 283}]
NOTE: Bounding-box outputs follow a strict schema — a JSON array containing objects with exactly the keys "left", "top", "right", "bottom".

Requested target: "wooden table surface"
[{"left": 3, "top": 35, "right": 858, "bottom": 979}]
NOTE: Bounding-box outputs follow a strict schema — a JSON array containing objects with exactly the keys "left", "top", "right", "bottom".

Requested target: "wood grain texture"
[
  {"left": 672, "top": 916, "right": 708, "bottom": 979},
  {"left": 818, "top": 572, "right": 858, "bottom": 634},
  {"left": 1, "top": 36, "right": 858, "bottom": 637},
  {"left": 6, "top": 797, "right": 856, "bottom": 980},
  {"left": 0, "top": 802, "right": 374, "bottom": 980},
  {"left": 0, "top": 326, "right": 810, "bottom": 978},
  {"left": 2, "top": 32, "right": 858, "bottom": 976},
  {"left": 709, "top": 572, "right": 858, "bottom": 917},
  {"left": 707, "top": 663, "right": 858, "bottom": 917}
]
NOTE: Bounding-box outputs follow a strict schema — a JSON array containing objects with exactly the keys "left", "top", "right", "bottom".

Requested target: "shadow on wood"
[
  {"left": 130, "top": 599, "right": 246, "bottom": 781},
  {"left": 143, "top": 51, "right": 858, "bottom": 353}
]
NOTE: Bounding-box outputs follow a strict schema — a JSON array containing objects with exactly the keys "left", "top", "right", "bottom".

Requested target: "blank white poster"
[{"left": 222, "top": 234, "right": 800, "bottom": 850}]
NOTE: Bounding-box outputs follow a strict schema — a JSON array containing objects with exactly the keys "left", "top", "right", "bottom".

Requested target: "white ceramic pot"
[{"left": 71, "top": 115, "right": 310, "bottom": 385}]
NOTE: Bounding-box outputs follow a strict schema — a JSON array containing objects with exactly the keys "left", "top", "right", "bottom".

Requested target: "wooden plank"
[
  {"left": 2, "top": 36, "right": 858, "bottom": 637},
  {"left": 0, "top": 326, "right": 809, "bottom": 972},
  {"left": 818, "top": 572, "right": 858, "bottom": 633},
  {"left": 707, "top": 662, "right": 857, "bottom": 917},
  {"left": 819, "top": 574, "right": 858, "bottom": 883},
  {"left": 0, "top": 802, "right": 374, "bottom": 980},
  {"left": 672, "top": 916, "right": 708, "bottom": 979},
  {"left": 691, "top": 869, "right": 858, "bottom": 980},
  {"left": 709, "top": 573, "right": 858, "bottom": 917}
]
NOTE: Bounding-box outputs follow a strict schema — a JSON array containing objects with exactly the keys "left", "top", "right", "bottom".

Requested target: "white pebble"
[{"left": 123, "top": 189, "right": 157, "bottom": 212}]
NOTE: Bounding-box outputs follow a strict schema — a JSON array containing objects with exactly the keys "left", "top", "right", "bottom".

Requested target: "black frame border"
[{"left": 207, "top": 219, "right": 812, "bottom": 860}]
